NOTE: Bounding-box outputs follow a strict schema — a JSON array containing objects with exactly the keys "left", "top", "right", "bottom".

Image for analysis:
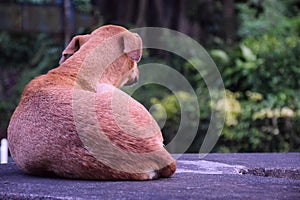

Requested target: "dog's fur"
[{"left": 8, "top": 25, "right": 176, "bottom": 180}]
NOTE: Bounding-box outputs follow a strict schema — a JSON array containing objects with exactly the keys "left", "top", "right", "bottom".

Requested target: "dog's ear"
[
  {"left": 59, "top": 34, "right": 91, "bottom": 64},
  {"left": 123, "top": 32, "right": 142, "bottom": 62}
]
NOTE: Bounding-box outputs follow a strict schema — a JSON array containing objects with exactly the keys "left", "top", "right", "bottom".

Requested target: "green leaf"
[
  {"left": 240, "top": 44, "right": 257, "bottom": 62},
  {"left": 210, "top": 49, "right": 230, "bottom": 64}
]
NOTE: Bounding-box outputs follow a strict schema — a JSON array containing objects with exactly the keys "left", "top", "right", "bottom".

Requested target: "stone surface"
[{"left": 0, "top": 153, "right": 300, "bottom": 199}]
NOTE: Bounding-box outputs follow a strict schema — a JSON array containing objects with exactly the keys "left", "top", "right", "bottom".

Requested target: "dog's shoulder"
[{"left": 20, "top": 72, "right": 74, "bottom": 104}]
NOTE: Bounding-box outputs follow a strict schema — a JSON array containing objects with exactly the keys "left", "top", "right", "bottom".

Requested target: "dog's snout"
[
  {"left": 132, "top": 76, "right": 138, "bottom": 84},
  {"left": 124, "top": 66, "right": 139, "bottom": 86},
  {"left": 124, "top": 74, "right": 138, "bottom": 86}
]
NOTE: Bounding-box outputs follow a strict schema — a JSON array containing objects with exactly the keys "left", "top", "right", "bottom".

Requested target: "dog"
[{"left": 8, "top": 25, "right": 176, "bottom": 180}]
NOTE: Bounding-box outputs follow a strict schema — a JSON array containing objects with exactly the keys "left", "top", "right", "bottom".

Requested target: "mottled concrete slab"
[{"left": 0, "top": 153, "right": 299, "bottom": 199}]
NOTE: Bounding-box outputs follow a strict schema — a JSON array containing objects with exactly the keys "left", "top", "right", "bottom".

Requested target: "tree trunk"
[
  {"left": 177, "top": 0, "right": 190, "bottom": 35},
  {"left": 63, "top": 0, "right": 75, "bottom": 47},
  {"left": 222, "top": 0, "right": 236, "bottom": 45},
  {"left": 136, "top": 0, "right": 148, "bottom": 27}
]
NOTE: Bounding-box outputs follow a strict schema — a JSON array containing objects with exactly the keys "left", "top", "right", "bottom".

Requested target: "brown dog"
[{"left": 8, "top": 25, "right": 176, "bottom": 180}]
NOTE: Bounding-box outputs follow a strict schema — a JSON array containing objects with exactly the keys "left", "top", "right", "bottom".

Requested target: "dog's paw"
[{"left": 148, "top": 169, "right": 159, "bottom": 180}]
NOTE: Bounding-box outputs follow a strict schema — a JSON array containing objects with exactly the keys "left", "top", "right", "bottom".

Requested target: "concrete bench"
[{"left": 1, "top": 153, "right": 299, "bottom": 199}]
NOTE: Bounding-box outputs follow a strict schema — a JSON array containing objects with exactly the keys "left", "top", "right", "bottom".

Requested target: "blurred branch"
[
  {"left": 63, "top": 0, "right": 75, "bottom": 47},
  {"left": 136, "top": 0, "right": 148, "bottom": 27}
]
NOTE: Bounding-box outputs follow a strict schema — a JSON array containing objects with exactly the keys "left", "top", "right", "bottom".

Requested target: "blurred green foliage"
[
  {"left": 142, "top": 0, "right": 300, "bottom": 152},
  {"left": 210, "top": 0, "right": 300, "bottom": 152}
]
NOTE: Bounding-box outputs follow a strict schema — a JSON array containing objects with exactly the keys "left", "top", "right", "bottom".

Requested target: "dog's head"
[{"left": 59, "top": 25, "right": 142, "bottom": 88}]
